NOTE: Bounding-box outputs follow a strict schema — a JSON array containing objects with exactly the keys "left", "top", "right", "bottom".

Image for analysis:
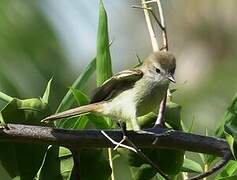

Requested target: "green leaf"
[
  {"left": 216, "top": 93, "right": 237, "bottom": 138},
  {"left": 0, "top": 97, "right": 50, "bottom": 180},
  {"left": 215, "top": 160, "right": 237, "bottom": 179},
  {"left": 41, "top": 148, "right": 110, "bottom": 180},
  {"left": 0, "top": 91, "right": 13, "bottom": 103},
  {"left": 138, "top": 102, "right": 183, "bottom": 130},
  {"left": 95, "top": 0, "right": 113, "bottom": 128},
  {"left": 1, "top": 98, "right": 50, "bottom": 125},
  {"left": 71, "top": 88, "right": 111, "bottom": 129},
  {"left": 131, "top": 164, "right": 157, "bottom": 180},
  {"left": 164, "top": 102, "right": 183, "bottom": 130},
  {"left": 133, "top": 54, "right": 143, "bottom": 68},
  {"left": 198, "top": 153, "right": 205, "bottom": 164},
  {"left": 181, "top": 158, "right": 203, "bottom": 173},
  {"left": 70, "top": 88, "right": 90, "bottom": 106},
  {"left": 79, "top": 149, "right": 111, "bottom": 180},
  {"left": 96, "top": 0, "right": 112, "bottom": 86},
  {"left": 56, "top": 58, "right": 96, "bottom": 113},
  {"left": 68, "top": 88, "right": 90, "bottom": 129},
  {"left": 58, "top": 147, "right": 74, "bottom": 180},
  {"left": 210, "top": 93, "right": 237, "bottom": 165},
  {"left": 38, "top": 146, "right": 73, "bottom": 180},
  {"left": 41, "top": 78, "right": 53, "bottom": 104},
  {"left": 55, "top": 58, "right": 96, "bottom": 128},
  {"left": 224, "top": 132, "right": 236, "bottom": 159},
  {"left": 187, "top": 117, "right": 195, "bottom": 133},
  {"left": 216, "top": 175, "right": 237, "bottom": 180}
]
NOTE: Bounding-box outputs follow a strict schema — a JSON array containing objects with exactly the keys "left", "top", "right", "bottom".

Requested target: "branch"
[{"left": 0, "top": 124, "right": 231, "bottom": 157}]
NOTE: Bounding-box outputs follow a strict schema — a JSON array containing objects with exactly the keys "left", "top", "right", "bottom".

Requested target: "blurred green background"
[{"left": 0, "top": 0, "right": 237, "bottom": 134}]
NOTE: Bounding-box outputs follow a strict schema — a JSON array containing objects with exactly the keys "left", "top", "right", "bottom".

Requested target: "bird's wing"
[{"left": 91, "top": 69, "right": 143, "bottom": 103}]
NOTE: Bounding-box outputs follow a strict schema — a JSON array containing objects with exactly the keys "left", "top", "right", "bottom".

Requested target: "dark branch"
[{"left": 0, "top": 124, "right": 230, "bottom": 158}]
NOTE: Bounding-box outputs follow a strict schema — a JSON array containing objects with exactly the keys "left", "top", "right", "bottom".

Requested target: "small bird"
[{"left": 42, "top": 51, "right": 176, "bottom": 131}]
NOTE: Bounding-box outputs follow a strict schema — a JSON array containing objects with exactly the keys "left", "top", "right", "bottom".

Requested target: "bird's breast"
[{"left": 134, "top": 78, "right": 169, "bottom": 116}]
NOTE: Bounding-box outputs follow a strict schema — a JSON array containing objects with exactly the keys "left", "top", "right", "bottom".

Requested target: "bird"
[{"left": 42, "top": 51, "right": 176, "bottom": 131}]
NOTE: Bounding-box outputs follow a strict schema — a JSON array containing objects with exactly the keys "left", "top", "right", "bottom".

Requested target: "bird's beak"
[{"left": 167, "top": 74, "right": 176, "bottom": 83}]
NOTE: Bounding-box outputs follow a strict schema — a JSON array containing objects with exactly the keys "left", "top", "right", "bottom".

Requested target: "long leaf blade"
[
  {"left": 55, "top": 58, "right": 96, "bottom": 128},
  {"left": 56, "top": 58, "right": 96, "bottom": 113},
  {"left": 96, "top": 0, "right": 112, "bottom": 86}
]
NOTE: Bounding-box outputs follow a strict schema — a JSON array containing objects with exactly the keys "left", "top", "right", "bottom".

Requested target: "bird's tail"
[{"left": 41, "top": 102, "right": 105, "bottom": 123}]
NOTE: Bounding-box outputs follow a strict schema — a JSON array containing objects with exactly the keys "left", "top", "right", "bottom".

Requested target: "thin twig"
[
  {"left": 203, "top": 163, "right": 208, "bottom": 180},
  {"left": 108, "top": 148, "right": 115, "bottom": 180},
  {"left": 156, "top": 0, "right": 168, "bottom": 51},
  {"left": 154, "top": 0, "right": 169, "bottom": 127},
  {"left": 139, "top": 0, "right": 159, "bottom": 51},
  {"left": 132, "top": 5, "right": 164, "bottom": 32},
  {"left": 155, "top": 95, "right": 167, "bottom": 127}
]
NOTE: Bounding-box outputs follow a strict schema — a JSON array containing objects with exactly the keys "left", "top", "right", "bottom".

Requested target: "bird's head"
[{"left": 142, "top": 51, "right": 176, "bottom": 83}]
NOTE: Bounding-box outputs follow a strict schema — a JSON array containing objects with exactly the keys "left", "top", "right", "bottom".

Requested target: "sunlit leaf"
[
  {"left": 0, "top": 91, "right": 13, "bottom": 103},
  {"left": 211, "top": 93, "right": 237, "bottom": 165},
  {"left": 215, "top": 160, "right": 237, "bottom": 179},
  {"left": 70, "top": 88, "right": 90, "bottom": 129},
  {"left": 96, "top": 0, "right": 112, "bottom": 86},
  {"left": 181, "top": 158, "right": 203, "bottom": 173},
  {"left": 216, "top": 175, "right": 237, "bottom": 180},
  {"left": 41, "top": 78, "right": 53, "bottom": 104},
  {"left": 224, "top": 131, "right": 236, "bottom": 159}
]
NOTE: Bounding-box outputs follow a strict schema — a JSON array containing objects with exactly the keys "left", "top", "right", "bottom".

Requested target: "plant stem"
[
  {"left": 156, "top": 0, "right": 168, "bottom": 51},
  {"left": 0, "top": 91, "right": 13, "bottom": 103},
  {"left": 140, "top": 0, "right": 159, "bottom": 51},
  {"left": 108, "top": 148, "right": 115, "bottom": 180}
]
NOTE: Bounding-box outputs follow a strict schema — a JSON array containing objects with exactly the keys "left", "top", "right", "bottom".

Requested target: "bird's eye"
[{"left": 156, "top": 68, "right": 161, "bottom": 74}]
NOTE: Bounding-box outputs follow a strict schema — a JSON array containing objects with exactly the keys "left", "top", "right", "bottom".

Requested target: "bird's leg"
[{"left": 113, "top": 122, "right": 129, "bottom": 150}]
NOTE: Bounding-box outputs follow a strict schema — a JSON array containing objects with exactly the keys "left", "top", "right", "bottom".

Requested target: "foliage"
[{"left": 0, "top": 0, "right": 236, "bottom": 180}]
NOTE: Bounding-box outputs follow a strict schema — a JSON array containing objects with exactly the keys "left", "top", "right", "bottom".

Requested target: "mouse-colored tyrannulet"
[{"left": 42, "top": 51, "right": 176, "bottom": 131}]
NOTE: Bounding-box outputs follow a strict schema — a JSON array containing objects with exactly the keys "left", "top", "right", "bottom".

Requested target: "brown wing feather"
[{"left": 90, "top": 69, "right": 143, "bottom": 103}]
